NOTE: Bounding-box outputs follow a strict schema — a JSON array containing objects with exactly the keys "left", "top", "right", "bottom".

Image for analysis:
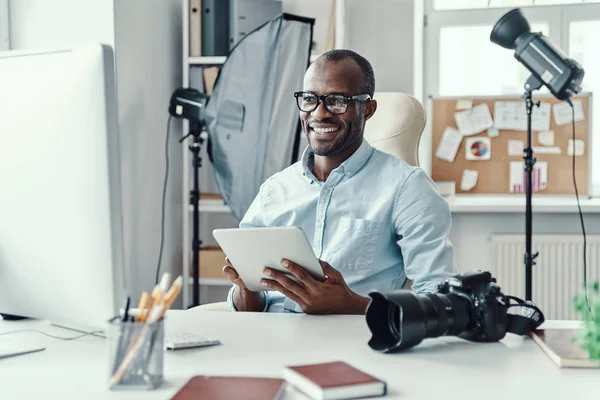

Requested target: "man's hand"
[
  {"left": 260, "top": 259, "right": 370, "bottom": 315},
  {"left": 222, "top": 257, "right": 266, "bottom": 312}
]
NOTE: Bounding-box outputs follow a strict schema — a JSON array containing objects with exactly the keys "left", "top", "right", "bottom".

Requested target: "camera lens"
[{"left": 366, "top": 290, "right": 472, "bottom": 352}]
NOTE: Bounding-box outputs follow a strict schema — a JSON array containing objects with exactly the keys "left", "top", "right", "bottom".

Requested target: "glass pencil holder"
[{"left": 107, "top": 317, "right": 164, "bottom": 390}]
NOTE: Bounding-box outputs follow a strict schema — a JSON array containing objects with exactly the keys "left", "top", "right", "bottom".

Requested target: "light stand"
[
  {"left": 523, "top": 74, "right": 543, "bottom": 301},
  {"left": 180, "top": 121, "right": 204, "bottom": 307},
  {"left": 491, "top": 7, "right": 585, "bottom": 304}
]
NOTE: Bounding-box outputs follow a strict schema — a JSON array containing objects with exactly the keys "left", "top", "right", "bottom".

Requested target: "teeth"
[{"left": 312, "top": 127, "right": 338, "bottom": 133}]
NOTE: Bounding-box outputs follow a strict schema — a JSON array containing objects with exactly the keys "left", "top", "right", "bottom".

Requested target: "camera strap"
[{"left": 505, "top": 295, "right": 545, "bottom": 336}]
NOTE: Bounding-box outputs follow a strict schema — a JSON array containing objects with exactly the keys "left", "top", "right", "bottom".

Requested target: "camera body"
[
  {"left": 365, "top": 270, "right": 542, "bottom": 353},
  {"left": 436, "top": 271, "right": 508, "bottom": 343}
]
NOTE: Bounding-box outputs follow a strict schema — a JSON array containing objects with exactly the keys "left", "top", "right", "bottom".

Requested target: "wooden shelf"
[
  {"left": 188, "top": 56, "right": 226, "bottom": 65},
  {"left": 446, "top": 195, "right": 600, "bottom": 213},
  {"left": 188, "top": 54, "right": 322, "bottom": 66},
  {"left": 189, "top": 277, "right": 232, "bottom": 286},
  {"left": 191, "top": 198, "right": 231, "bottom": 213}
]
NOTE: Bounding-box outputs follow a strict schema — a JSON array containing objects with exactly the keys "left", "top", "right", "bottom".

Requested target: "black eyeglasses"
[{"left": 293, "top": 91, "right": 372, "bottom": 115}]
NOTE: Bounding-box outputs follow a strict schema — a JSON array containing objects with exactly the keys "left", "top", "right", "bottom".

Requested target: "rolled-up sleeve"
[{"left": 393, "top": 168, "right": 456, "bottom": 293}]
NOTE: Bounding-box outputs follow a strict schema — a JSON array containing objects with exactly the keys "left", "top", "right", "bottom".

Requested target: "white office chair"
[
  {"left": 193, "top": 92, "right": 425, "bottom": 310},
  {"left": 363, "top": 92, "right": 426, "bottom": 167}
]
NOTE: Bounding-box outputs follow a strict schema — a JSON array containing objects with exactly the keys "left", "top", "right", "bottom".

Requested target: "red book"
[
  {"left": 283, "top": 361, "right": 387, "bottom": 400},
  {"left": 170, "top": 376, "right": 285, "bottom": 400}
]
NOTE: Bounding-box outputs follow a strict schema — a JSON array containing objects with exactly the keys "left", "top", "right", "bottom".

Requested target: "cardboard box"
[{"left": 193, "top": 246, "right": 226, "bottom": 279}]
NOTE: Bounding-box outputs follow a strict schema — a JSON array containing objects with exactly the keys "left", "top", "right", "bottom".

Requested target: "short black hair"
[{"left": 320, "top": 49, "right": 375, "bottom": 97}]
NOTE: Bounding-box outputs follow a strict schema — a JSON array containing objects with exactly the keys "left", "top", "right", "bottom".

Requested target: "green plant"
[{"left": 573, "top": 282, "right": 600, "bottom": 360}]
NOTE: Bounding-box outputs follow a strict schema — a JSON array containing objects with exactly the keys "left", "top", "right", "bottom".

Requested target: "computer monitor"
[{"left": 0, "top": 44, "right": 126, "bottom": 333}]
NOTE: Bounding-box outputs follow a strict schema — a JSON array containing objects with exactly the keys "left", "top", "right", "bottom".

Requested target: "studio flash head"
[{"left": 490, "top": 8, "right": 584, "bottom": 99}]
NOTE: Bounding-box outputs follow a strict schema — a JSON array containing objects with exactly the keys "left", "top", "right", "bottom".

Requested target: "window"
[
  {"left": 439, "top": 23, "right": 549, "bottom": 96},
  {"left": 434, "top": 0, "right": 600, "bottom": 10},
  {"left": 570, "top": 19, "right": 600, "bottom": 191}
]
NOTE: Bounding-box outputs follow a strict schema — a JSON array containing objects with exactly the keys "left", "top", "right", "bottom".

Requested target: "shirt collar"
[{"left": 300, "top": 139, "right": 374, "bottom": 182}]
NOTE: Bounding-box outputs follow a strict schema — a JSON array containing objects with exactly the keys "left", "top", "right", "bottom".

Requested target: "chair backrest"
[{"left": 363, "top": 92, "right": 426, "bottom": 167}]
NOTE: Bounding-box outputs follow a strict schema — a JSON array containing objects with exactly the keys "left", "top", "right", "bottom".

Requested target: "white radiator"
[{"left": 490, "top": 234, "right": 600, "bottom": 320}]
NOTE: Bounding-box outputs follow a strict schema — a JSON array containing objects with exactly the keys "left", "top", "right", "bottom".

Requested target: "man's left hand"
[{"left": 261, "top": 259, "right": 371, "bottom": 315}]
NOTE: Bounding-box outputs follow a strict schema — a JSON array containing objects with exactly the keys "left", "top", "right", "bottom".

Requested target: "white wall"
[
  {"left": 8, "top": 0, "right": 184, "bottom": 307},
  {"left": 282, "top": 0, "right": 334, "bottom": 55},
  {"left": 8, "top": 0, "right": 114, "bottom": 50},
  {"left": 0, "top": 0, "right": 9, "bottom": 51},
  {"left": 113, "top": 0, "right": 184, "bottom": 307},
  {"left": 343, "top": 0, "right": 416, "bottom": 94}
]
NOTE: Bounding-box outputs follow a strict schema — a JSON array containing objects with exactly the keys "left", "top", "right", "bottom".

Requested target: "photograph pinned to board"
[
  {"left": 487, "top": 126, "right": 500, "bottom": 137},
  {"left": 553, "top": 100, "right": 585, "bottom": 125},
  {"left": 567, "top": 139, "right": 585, "bottom": 156},
  {"left": 509, "top": 161, "right": 548, "bottom": 193},
  {"left": 435, "top": 126, "right": 463, "bottom": 162},
  {"left": 508, "top": 139, "right": 524, "bottom": 156},
  {"left": 454, "top": 103, "right": 494, "bottom": 136},
  {"left": 538, "top": 130, "right": 554, "bottom": 146},
  {"left": 494, "top": 101, "right": 551, "bottom": 131},
  {"left": 465, "top": 137, "right": 491, "bottom": 161},
  {"left": 460, "top": 169, "right": 478, "bottom": 191}
]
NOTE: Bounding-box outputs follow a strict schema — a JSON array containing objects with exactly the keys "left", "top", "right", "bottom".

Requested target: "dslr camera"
[{"left": 365, "top": 270, "right": 544, "bottom": 353}]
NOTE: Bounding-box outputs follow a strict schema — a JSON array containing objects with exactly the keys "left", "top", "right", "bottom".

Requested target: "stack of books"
[{"left": 171, "top": 361, "right": 387, "bottom": 400}]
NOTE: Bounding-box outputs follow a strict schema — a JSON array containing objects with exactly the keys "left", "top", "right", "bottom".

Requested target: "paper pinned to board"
[
  {"left": 454, "top": 103, "right": 494, "bottom": 136},
  {"left": 508, "top": 140, "right": 524, "bottom": 156},
  {"left": 460, "top": 169, "right": 478, "bottom": 191},
  {"left": 532, "top": 146, "right": 561, "bottom": 154},
  {"left": 553, "top": 100, "right": 585, "bottom": 125},
  {"left": 538, "top": 130, "right": 554, "bottom": 146},
  {"left": 435, "top": 127, "right": 463, "bottom": 162},
  {"left": 567, "top": 139, "right": 585, "bottom": 156},
  {"left": 487, "top": 126, "right": 500, "bottom": 137},
  {"left": 493, "top": 101, "right": 551, "bottom": 131},
  {"left": 465, "top": 137, "right": 491, "bottom": 161},
  {"left": 509, "top": 161, "right": 548, "bottom": 193},
  {"left": 456, "top": 99, "right": 473, "bottom": 110}
]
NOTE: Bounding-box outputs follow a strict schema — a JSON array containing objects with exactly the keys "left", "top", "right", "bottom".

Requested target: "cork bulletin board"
[{"left": 431, "top": 94, "right": 591, "bottom": 195}]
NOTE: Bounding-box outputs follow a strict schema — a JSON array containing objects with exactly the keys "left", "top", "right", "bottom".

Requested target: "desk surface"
[{"left": 0, "top": 311, "right": 597, "bottom": 399}]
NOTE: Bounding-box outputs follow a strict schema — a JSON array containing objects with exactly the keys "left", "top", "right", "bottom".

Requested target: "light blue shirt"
[{"left": 226, "top": 139, "right": 456, "bottom": 313}]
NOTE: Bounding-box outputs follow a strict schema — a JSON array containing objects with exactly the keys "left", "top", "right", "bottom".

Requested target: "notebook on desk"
[
  {"left": 171, "top": 376, "right": 285, "bottom": 400},
  {"left": 531, "top": 329, "right": 600, "bottom": 368}
]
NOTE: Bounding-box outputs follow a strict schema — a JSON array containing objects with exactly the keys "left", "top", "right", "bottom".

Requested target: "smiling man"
[{"left": 222, "top": 49, "right": 456, "bottom": 314}]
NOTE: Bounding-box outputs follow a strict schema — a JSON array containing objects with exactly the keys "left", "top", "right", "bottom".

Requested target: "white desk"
[{"left": 0, "top": 311, "right": 597, "bottom": 399}]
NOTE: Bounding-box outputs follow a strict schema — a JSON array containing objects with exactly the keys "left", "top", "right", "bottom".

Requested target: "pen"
[{"left": 122, "top": 296, "right": 131, "bottom": 322}]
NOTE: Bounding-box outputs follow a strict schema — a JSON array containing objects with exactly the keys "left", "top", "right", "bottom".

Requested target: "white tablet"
[{"left": 212, "top": 226, "right": 326, "bottom": 292}]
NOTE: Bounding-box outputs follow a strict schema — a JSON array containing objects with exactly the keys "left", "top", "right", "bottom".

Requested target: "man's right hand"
[{"left": 222, "top": 257, "right": 266, "bottom": 312}]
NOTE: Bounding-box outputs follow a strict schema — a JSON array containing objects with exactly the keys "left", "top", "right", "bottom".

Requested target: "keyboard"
[{"left": 164, "top": 330, "right": 221, "bottom": 350}]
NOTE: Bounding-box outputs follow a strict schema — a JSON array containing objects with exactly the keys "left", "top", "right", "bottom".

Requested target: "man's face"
[{"left": 299, "top": 60, "right": 370, "bottom": 157}]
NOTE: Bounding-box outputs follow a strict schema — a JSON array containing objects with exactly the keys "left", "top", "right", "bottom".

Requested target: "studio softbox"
[{"left": 204, "top": 13, "right": 315, "bottom": 221}]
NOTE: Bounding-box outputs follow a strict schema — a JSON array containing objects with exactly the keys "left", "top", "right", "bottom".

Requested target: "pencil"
[{"left": 136, "top": 291, "right": 149, "bottom": 323}]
